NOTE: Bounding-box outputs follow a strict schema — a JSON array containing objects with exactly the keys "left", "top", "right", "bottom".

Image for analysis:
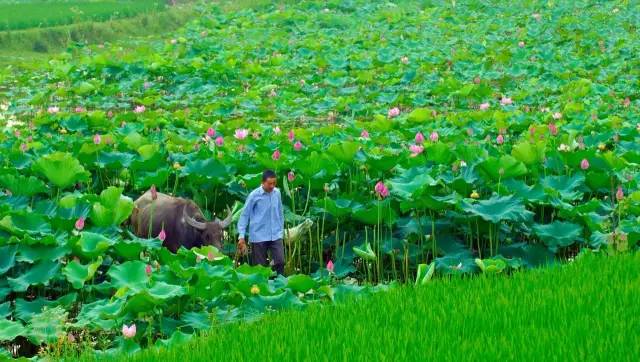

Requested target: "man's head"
[{"left": 261, "top": 169, "right": 277, "bottom": 192}]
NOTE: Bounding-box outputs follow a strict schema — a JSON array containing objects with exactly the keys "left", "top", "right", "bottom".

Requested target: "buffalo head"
[{"left": 182, "top": 205, "right": 233, "bottom": 250}]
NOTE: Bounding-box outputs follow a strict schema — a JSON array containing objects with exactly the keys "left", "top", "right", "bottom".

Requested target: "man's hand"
[{"left": 237, "top": 238, "right": 247, "bottom": 255}]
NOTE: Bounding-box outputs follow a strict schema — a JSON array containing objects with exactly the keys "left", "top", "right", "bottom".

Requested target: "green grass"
[
  {"left": 0, "top": 3, "right": 196, "bottom": 64},
  {"left": 0, "top": 0, "right": 164, "bottom": 31},
  {"left": 82, "top": 251, "right": 640, "bottom": 361}
]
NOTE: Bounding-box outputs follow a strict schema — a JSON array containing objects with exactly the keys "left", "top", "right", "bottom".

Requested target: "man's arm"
[{"left": 237, "top": 192, "right": 254, "bottom": 239}]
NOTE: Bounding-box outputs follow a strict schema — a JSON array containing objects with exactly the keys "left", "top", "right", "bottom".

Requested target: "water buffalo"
[{"left": 130, "top": 190, "right": 232, "bottom": 253}]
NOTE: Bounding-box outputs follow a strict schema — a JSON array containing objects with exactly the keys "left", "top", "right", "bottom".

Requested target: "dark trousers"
[{"left": 250, "top": 239, "right": 285, "bottom": 276}]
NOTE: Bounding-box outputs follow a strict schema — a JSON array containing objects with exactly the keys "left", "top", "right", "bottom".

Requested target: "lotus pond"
[{"left": 1, "top": 0, "right": 639, "bottom": 359}]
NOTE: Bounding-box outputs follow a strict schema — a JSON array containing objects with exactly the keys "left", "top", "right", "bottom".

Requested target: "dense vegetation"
[
  {"left": 0, "top": 0, "right": 165, "bottom": 31},
  {"left": 1, "top": 0, "right": 639, "bottom": 359},
  {"left": 88, "top": 251, "right": 640, "bottom": 361}
]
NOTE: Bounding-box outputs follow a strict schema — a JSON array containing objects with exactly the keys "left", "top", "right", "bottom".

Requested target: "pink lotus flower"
[
  {"left": 293, "top": 141, "right": 302, "bottom": 151},
  {"left": 150, "top": 184, "right": 158, "bottom": 200},
  {"left": 467, "top": 128, "right": 474, "bottom": 136},
  {"left": 429, "top": 131, "right": 439, "bottom": 143},
  {"left": 93, "top": 134, "right": 101, "bottom": 145},
  {"left": 616, "top": 186, "right": 624, "bottom": 201},
  {"left": 158, "top": 228, "right": 166, "bottom": 241},
  {"left": 518, "top": 41, "right": 525, "bottom": 48},
  {"left": 552, "top": 112, "right": 562, "bottom": 120},
  {"left": 496, "top": 134, "right": 504, "bottom": 145},
  {"left": 623, "top": 97, "right": 631, "bottom": 107},
  {"left": 122, "top": 324, "right": 136, "bottom": 339},
  {"left": 75, "top": 217, "right": 85, "bottom": 231},
  {"left": 196, "top": 255, "right": 203, "bottom": 263},
  {"left": 207, "top": 128, "right": 216, "bottom": 137},
  {"left": 274, "top": 126, "right": 281, "bottom": 135},
  {"left": 107, "top": 110, "right": 114, "bottom": 118},
  {"left": 207, "top": 251, "right": 214, "bottom": 261},
  {"left": 360, "top": 129, "right": 370, "bottom": 139},
  {"left": 580, "top": 159, "right": 590, "bottom": 170},
  {"left": 326, "top": 260, "right": 334, "bottom": 273},
  {"left": 272, "top": 149, "right": 281, "bottom": 161},
  {"left": 215, "top": 136, "right": 224, "bottom": 146},
  {"left": 47, "top": 106, "right": 59, "bottom": 114},
  {"left": 479, "top": 102, "right": 490, "bottom": 110},
  {"left": 234, "top": 129, "right": 249, "bottom": 140},
  {"left": 409, "top": 144, "right": 424, "bottom": 157},
  {"left": 287, "top": 171, "right": 295, "bottom": 182},
  {"left": 14, "top": 130, "right": 20, "bottom": 138},
  {"left": 400, "top": 56, "right": 409, "bottom": 64},
  {"left": 500, "top": 97, "right": 512, "bottom": 106},
  {"left": 134, "top": 105, "right": 145, "bottom": 113},
  {"left": 20, "top": 143, "right": 28, "bottom": 152},
  {"left": 75, "top": 106, "right": 85, "bottom": 113},
  {"left": 374, "top": 181, "right": 389, "bottom": 198},
  {"left": 145, "top": 264, "right": 152, "bottom": 276},
  {"left": 532, "top": 13, "right": 541, "bottom": 21},
  {"left": 415, "top": 132, "right": 425, "bottom": 144},
  {"left": 288, "top": 130, "right": 295, "bottom": 142},
  {"left": 548, "top": 123, "right": 558, "bottom": 136},
  {"left": 388, "top": 107, "right": 400, "bottom": 118}
]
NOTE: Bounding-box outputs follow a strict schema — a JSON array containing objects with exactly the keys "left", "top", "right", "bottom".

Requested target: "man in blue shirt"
[{"left": 237, "top": 169, "right": 285, "bottom": 276}]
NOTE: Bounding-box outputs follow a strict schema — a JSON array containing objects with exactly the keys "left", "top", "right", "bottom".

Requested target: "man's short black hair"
[{"left": 262, "top": 169, "right": 277, "bottom": 181}]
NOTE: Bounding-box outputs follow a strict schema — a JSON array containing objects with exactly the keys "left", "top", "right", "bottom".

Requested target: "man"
[{"left": 237, "top": 169, "right": 286, "bottom": 276}]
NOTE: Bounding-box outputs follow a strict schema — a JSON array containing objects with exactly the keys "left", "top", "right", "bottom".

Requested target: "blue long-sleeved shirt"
[{"left": 237, "top": 185, "right": 284, "bottom": 243}]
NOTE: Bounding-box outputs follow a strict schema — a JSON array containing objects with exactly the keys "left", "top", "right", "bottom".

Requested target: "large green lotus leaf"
[
  {"left": 366, "top": 151, "right": 401, "bottom": 172},
  {"left": 14, "top": 293, "right": 77, "bottom": 322},
  {"left": 352, "top": 200, "right": 397, "bottom": 225},
  {"left": 154, "top": 331, "right": 193, "bottom": 349},
  {"left": 0, "top": 302, "right": 9, "bottom": 318},
  {"left": 286, "top": 274, "right": 316, "bottom": 293},
  {"left": 319, "top": 197, "right": 356, "bottom": 218},
  {"left": 0, "top": 174, "right": 47, "bottom": 196},
  {"left": 16, "top": 244, "right": 70, "bottom": 263},
  {"left": 27, "top": 306, "right": 67, "bottom": 345},
  {"left": 90, "top": 186, "right": 134, "bottom": 227},
  {"left": 72, "top": 298, "right": 123, "bottom": 329},
  {"left": 389, "top": 166, "right": 436, "bottom": 200},
  {"left": 32, "top": 152, "right": 90, "bottom": 189},
  {"left": 327, "top": 141, "right": 360, "bottom": 164},
  {"left": 181, "top": 158, "right": 229, "bottom": 181},
  {"left": 0, "top": 279, "right": 9, "bottom": 300},
  {"left": 533, "top": 221, "right": 583, "bottom": 252},
  {"left": 73, "top": 81, "right": 96, "bottom": 95},
  {"left": 74, "top": 232, "right": 116, "bottom": 259},
  {"left": 133, "top": 169, "right": 170, "bottom": 190},
  {"left": 541, "top": 174, "right": 585, "bottom": 201},
  {"left": 425, "top": 142, "right": 454, "bottom": 164},
  {"left": 114, "top": 235, "right": 162, "bottom": 260},
  {"left": 0, "top": 319, "right": 26, "bottom": 342},
  {"left": 97, "top": 151, "right": 135, "bottom": 169},
  {"left": 63, "top": 257, "right": 103, "bottom": 289},
  {"left": 235, "top": 263, "right": 274, "bottom": 279},
  {"left": 0, "top": 244, "right": 17, "bottom": 275},
  {"left": 181, "top": 311, "right": 211, "bottom": 330},
  {"left": 461, "top": 195, "right": 533, "bottom": 224},
  {"left": 511, "top": 141, "right": 546, "bottom": 166},
  {"left": 435, "top": 254, "right": 478, "bottom": 275},
  {"left": 0, "top": 213, "right": 51, "bottom": 235},
  {"left": 502, "top": 179, "right": 547, "bottom": 203},
  {"left": 249, "top": 290, "right": 304, "bottom": 312},
  {"left": 479, "top": 155, "right": 528, "bottom": 181},
  {"left": 7, "top": 260, "right": 60, "bottom": 292},
  {"left": 108, "top": 260, "right": 149, "bottom": 292},
  {"left": 406, "top": 107, "right": 435, "bottom": 123}
]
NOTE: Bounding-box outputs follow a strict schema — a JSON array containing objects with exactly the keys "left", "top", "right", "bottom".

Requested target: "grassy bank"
[
  {"left": 0, "top": 0, "right": 164, "bottom": 31},
  {"left": 81, "top": 251, "right": 640, "bottom": 361},
  {"left": 0, "top": 3, "right": 197, "bottom": 65}
]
